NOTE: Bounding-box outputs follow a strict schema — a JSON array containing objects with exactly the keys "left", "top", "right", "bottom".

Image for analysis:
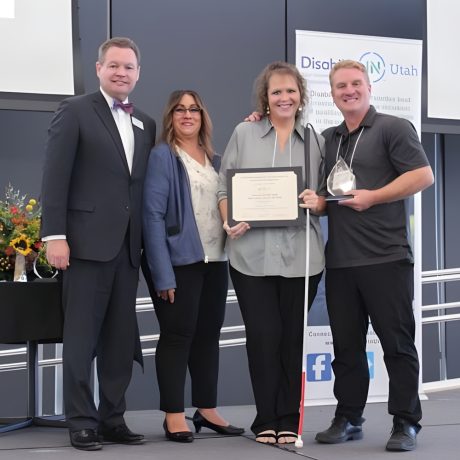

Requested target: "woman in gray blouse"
[
  {"left": 217, "top": 62, "right": 326, "bottom": 444},
  {"left": 143, "top": 90, "right": 244, "bottom": 443}
]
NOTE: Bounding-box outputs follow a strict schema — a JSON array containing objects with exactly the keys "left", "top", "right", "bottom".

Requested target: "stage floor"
[{"left": 1, "top": 388, "right": 458, "bottom": 460}]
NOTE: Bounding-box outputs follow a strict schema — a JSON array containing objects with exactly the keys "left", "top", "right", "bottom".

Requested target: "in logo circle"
[{"left": 359, "top": 52, "right": 385, "bottom": 83}]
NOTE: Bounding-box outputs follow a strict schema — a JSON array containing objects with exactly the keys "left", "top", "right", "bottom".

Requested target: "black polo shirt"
[{"left": 322, "top": 106, "right": 430, "bottom": 269}]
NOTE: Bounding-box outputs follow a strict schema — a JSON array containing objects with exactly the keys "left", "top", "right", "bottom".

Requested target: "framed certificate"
[{"left": 227, "top": 166, "right": 305, "bottom": 227}]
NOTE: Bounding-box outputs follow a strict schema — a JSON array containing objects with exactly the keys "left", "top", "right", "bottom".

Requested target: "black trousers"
[
  {"left": 153, "top": 261, "right": 228, "bottom": 413},
  {"left": 230, "top": 266, "right": 322, "bottom": 434},
  {"left": 62, "top": 238, "right": 139, "bottom": 431},
  {"left": 325, "top": 260, "right": 422, "bottom": 426}
]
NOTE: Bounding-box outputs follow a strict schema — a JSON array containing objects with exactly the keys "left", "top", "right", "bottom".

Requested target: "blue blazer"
[{"left": 142, "top": 142, "right": 221, "bottom": 291}]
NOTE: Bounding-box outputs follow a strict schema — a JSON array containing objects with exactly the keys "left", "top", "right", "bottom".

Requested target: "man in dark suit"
[{"left": 40, "top": 37, "right": 156, "bottom": 451}]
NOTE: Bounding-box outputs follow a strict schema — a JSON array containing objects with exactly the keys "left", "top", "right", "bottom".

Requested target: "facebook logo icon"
[{"left": 306, "top": 353, "right": 332, "bottom": 381}]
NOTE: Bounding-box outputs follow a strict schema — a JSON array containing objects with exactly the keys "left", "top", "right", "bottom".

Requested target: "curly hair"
[{"left": 254, "top": 61, "right": 308, "bottom": 116}]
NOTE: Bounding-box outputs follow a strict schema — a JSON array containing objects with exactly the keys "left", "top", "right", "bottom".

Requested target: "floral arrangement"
[{"left": 0, "top": 184, "right": 52, "bottom": 281}]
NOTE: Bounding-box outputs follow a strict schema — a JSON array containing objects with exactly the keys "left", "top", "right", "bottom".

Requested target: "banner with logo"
[
  {"left": 296, "top": 30, "right": 422, "bottom": 135},
  {"left": 295, "top": 30, "right": 423, "bottom": 405}
]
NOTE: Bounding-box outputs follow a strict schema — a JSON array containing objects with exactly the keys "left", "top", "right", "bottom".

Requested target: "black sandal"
[
  {"left": 255, "top": 429, "right": 277, "bottom": 444},
  {"left": 277, "top": 431, "right": 298, "bottom": 444}
]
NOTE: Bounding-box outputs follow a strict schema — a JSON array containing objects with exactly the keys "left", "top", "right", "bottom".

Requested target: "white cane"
[
  {"left": 295, "top": 124, "right": 314, "bottom": 448},
  {"left": 295, "top": 206, "right": 310, "bottom": 449}
]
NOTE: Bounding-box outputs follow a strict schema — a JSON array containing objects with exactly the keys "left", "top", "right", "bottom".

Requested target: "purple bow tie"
[{"left": 113, "top": 100, "right": 134, "bottom": 115}]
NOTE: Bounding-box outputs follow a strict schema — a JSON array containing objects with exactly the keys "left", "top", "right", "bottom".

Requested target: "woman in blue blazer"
[{"left": 142, "top": 90, "right": 243, "bottom": 443}]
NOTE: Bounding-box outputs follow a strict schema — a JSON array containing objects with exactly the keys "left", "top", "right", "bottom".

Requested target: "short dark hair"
[
  {"left": 254, "top": 61, "right": 308, "bottom": 116},
  {"left": 98, "top": 37, "right": 141, "bottom": 66}
]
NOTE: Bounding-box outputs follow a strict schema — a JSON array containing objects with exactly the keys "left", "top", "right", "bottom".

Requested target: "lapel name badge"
[{"left": 132, "top": 117, "right": 144, "bottom": 130}]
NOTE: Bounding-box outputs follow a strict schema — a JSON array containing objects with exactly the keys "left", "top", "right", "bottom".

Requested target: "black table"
[{"left": 0, "top": 279, "right": 66, "bottom": 433}]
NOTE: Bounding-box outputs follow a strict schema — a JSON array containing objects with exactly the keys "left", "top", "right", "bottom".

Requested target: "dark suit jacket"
[{"left": 40, "top": 91, "right": 156, "bottom": 267}]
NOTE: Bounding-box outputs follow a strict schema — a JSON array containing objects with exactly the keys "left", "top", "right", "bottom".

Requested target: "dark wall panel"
[
  {"left": 0, "top": 111, "right": 51, "bottom": 195},
  {"left": 443, "top": 134, "right": 460, "bottom": 380},
  {"left": 420, "top": 134, "right": 442, "bottom": 382},
  {"left": 111, "top": 0, "right": 285, "bottom": 155},
  {"left": 421, "top": 134, "right": 437, "bottom": 272},
  {"left": 286, "top": 0, "right": 424, "bottom": 63},
  {"left": 77, "top": 0, "right": 109, "bottom": 94},
  {"left": 444, "top": 135, "right": 460, "bottom": 270}
]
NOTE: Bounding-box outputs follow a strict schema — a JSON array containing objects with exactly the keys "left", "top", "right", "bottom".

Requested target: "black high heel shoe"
[
  {"left": 163, "top": 420, "right": 194, "bottom": 443},
  {"left": 192, "top": 410, "right": 245, "bottom": 435}
]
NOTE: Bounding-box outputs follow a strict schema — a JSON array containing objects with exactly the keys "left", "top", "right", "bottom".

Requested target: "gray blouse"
[{"left": 217, "top": 117, "right": 326, "bottom": 278}]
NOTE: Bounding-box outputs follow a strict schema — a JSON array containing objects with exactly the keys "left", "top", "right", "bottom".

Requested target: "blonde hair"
[{"left": 329, "top": 60, "right": 370, "bottom": 86}]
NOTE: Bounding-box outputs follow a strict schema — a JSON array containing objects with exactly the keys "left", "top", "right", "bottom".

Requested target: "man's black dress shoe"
[
  {"left": 315, "top": 416, "right": 363, "bottom": 444},
  {"left": 98, "top": 423, "right": 145, "bottom": 445},
  {"left": 386, "top": 417, "right": 421, "bottom": 451},
  {"left": 192, "top": 410, "right": 245, "bottom": 435},
  {"left": 69, "top": 429, "right": 103, "bottom": 451},
  {"left": 163, "top": 420, "right": 194, "bottom": 443}
]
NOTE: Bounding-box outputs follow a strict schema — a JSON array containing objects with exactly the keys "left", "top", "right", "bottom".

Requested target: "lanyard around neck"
[
  {"left": 272, "top": 130, "right": 292, "bottom": 167},
  {"left": 335, "top": 126, "right": 365, "bottom": 171}
]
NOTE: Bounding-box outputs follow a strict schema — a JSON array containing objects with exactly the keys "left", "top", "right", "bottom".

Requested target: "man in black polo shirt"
[{"left": 315, "top": 60, "right": 433, "bottom": 452}]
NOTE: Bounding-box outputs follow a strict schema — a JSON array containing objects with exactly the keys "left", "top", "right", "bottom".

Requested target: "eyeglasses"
[{"left": 173, "top": 106, "right": 202, "bottom": 115}]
